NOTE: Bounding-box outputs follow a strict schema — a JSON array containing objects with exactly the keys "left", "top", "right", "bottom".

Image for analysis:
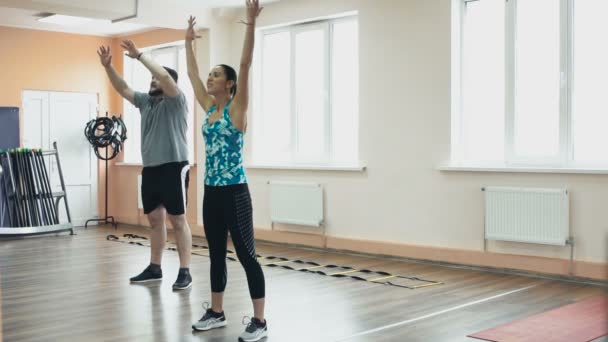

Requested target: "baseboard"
[
  {"left": 253, "top": 228, "right": 607, "bottom": 281},
  {"left": 152, "top": 224, "right": 608, "bottom": 282},
  {"left": 114, "top": 216, "right": 198, "bottom": 229},
  {"left": 324, "top": 235, "right": 607, "bottom": 281},
  {"left": 254, "top": 228, "right": 327, "bottom": 248}
]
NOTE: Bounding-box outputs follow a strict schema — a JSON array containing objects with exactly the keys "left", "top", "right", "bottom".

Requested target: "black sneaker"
[
  {"left": 238, "top": 317, "right": 268, "bottom": 342},
  {"left": 172, "top": 268, "right": 192, "bottom": 290},
  {"left": 192, "top": 302, "right": 227, "bottom": 331},
  {"left": 129, "top": 264, "right": 162, "bottom": 283}
]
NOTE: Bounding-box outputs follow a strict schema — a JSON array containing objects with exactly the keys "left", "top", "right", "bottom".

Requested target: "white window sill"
[
  {"left": 115, "top": 162, "right": 362, "bottom": 171},
  {"left": 438, "top": 163, "right": 608, "bottom": 175},
  {"left": 245, "top": 163, "right": 366, "bottom": 172},
  {"left": 115, "top": 162, "right": 197, "bottom": 167}
]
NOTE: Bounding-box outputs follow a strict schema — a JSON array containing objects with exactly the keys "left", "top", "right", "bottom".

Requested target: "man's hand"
[
  {"left": 121, "top": 40, "right": 141, "bottom": 59},
  {"left": 97, "top": 46, "right": 112, "bottom": 67},
  {"left": 99, "top": 45, "right": 135, "bottom": 105}
]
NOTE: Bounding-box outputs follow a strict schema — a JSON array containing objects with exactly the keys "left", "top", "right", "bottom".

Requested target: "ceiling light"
[{"left": 37, "top": 14, "right": 98, "bottom": 26}]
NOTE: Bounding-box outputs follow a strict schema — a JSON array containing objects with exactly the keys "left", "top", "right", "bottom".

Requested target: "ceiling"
[
  {"left": 0, "top": 0, "right": 280, "bottom": 37},
  {"left": 0, "top": 7, "right": 151, "bottom": 36}
]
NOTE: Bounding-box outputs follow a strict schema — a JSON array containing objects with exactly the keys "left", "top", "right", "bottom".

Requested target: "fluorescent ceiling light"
[{"left": 38, "top": 14, "right": 100, "bottom": 26}]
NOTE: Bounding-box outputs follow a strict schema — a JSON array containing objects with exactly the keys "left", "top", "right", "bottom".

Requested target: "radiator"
[
  {"left": 483, "top": 186, "right": 569, "bottom": 246},
  {"left": 269, "top": 181, "right": 323, "bottom": 227}
]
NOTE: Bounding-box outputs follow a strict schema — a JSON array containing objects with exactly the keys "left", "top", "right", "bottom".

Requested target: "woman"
[{"left": 186, "top": 1, "right": 267, "bottom": 341}]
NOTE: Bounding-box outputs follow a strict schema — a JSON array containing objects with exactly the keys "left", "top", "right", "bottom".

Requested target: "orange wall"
[
  {"left": 0, "top": 26, "right": 115, "bottom": 111},
  {"left": 0, "top": 26, "right": 115, "bottom": 217},
  {"left": 119, "top": 29, "right": 185, "bottom": 47},
  {"left": 108, "top": 28, "right": 200, "bottom": 231},
  {"left": 0, "top": 26, "right": 198, "bottom": 230}
]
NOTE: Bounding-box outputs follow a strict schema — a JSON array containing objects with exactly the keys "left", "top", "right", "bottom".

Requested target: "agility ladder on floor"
[{"left": 107, "top": 234, "right": 443, "bottom": 290}]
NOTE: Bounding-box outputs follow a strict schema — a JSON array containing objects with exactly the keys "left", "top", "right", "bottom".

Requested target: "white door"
[{"left": 22, "top": 90, "right": 98, "bottom": 227}]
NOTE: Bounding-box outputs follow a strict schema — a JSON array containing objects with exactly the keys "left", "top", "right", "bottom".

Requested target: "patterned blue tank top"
[{"left": 202, "top": 101, "right": 247, "bottom": 186}]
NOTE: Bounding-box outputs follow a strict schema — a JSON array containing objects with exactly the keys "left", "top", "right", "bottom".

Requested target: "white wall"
[{"left": 201, "top": 0, "right": 608, "bottom": 264}]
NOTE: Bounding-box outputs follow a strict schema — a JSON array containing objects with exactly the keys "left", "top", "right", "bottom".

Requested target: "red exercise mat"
[{"left": 468, "top": 296, "right": 608, "bottom": 342}]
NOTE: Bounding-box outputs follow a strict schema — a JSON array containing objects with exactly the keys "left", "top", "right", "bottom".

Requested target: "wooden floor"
[{"left": 1, "top": 226, "right": 606, "bottom": 342}]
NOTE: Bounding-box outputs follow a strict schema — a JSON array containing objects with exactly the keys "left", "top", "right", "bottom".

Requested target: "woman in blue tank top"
[{"left": 185, "top": 1, "right": 268, "bottom": 341}]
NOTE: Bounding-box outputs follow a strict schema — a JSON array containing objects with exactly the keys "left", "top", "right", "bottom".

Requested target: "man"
[{"left": 97, "top": 40, "right": 192, "bottom": 290}]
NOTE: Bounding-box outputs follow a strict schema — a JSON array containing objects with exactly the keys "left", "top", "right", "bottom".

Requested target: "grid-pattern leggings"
[{"left": 202, "top": 183, "right": 265, "bottom": 299}]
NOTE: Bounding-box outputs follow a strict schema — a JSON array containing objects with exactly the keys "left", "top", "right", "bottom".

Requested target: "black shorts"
[{"left": 141, "top": 161, "right": 190, "bottom": 215}]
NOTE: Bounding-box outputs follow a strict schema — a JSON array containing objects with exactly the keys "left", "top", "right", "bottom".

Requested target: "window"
[
  {"left": 454, "top": 0, "right": 608, "bottom": 168},
  {"left": 122, "top": 43, "right": 195, "bottom": 164},
  {"left": 253, "top": 16, "right": 359, "bottom": 166},
  {"left": 572, "top": 0, "right": 608, "bottom": 165}
]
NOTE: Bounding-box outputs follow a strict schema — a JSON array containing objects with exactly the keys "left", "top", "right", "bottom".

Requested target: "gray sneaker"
[
  {"left": 238, "top": 316, "right": 268, "bottom": 342},
  {"left": 192, "top": 303, "right": 227, "bottom": 331}
]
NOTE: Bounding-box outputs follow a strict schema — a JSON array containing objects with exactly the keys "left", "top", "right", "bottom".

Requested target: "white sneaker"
[
  {"left": 192, "top": 302, "right": 227, "bottom": 331},
  {"left": 238, "top": 316, "right": 268, "bottom": 342}
]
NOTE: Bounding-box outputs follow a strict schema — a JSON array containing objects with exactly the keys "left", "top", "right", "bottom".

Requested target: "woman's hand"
[
  {"left": 245, "top": 0, "right": 263, "bottom": 23},
  {"left": 186, "top": 16, "right": 201, "bottom": 42}
]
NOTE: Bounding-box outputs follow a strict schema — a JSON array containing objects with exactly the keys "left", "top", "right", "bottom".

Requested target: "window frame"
[
  {"left": 254, "top": 15, "right": 359, "bottom": 166},
  {"left": 453, "top": 0, "right": 605, "bottom": 169}
]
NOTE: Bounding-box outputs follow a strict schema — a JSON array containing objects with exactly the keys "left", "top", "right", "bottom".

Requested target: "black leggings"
[{"left": 202, "top": 183, "right": 265, "bottom": 299}]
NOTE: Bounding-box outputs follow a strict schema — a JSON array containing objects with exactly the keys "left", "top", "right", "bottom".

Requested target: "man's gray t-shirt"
[{"left": 133, "top": 91, "right": 188, "bottom": 167}]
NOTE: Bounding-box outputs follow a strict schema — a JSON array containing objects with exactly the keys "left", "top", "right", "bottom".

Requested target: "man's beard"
[{"left": 148, "top": 88, "right": 163, "bottom": 96}]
